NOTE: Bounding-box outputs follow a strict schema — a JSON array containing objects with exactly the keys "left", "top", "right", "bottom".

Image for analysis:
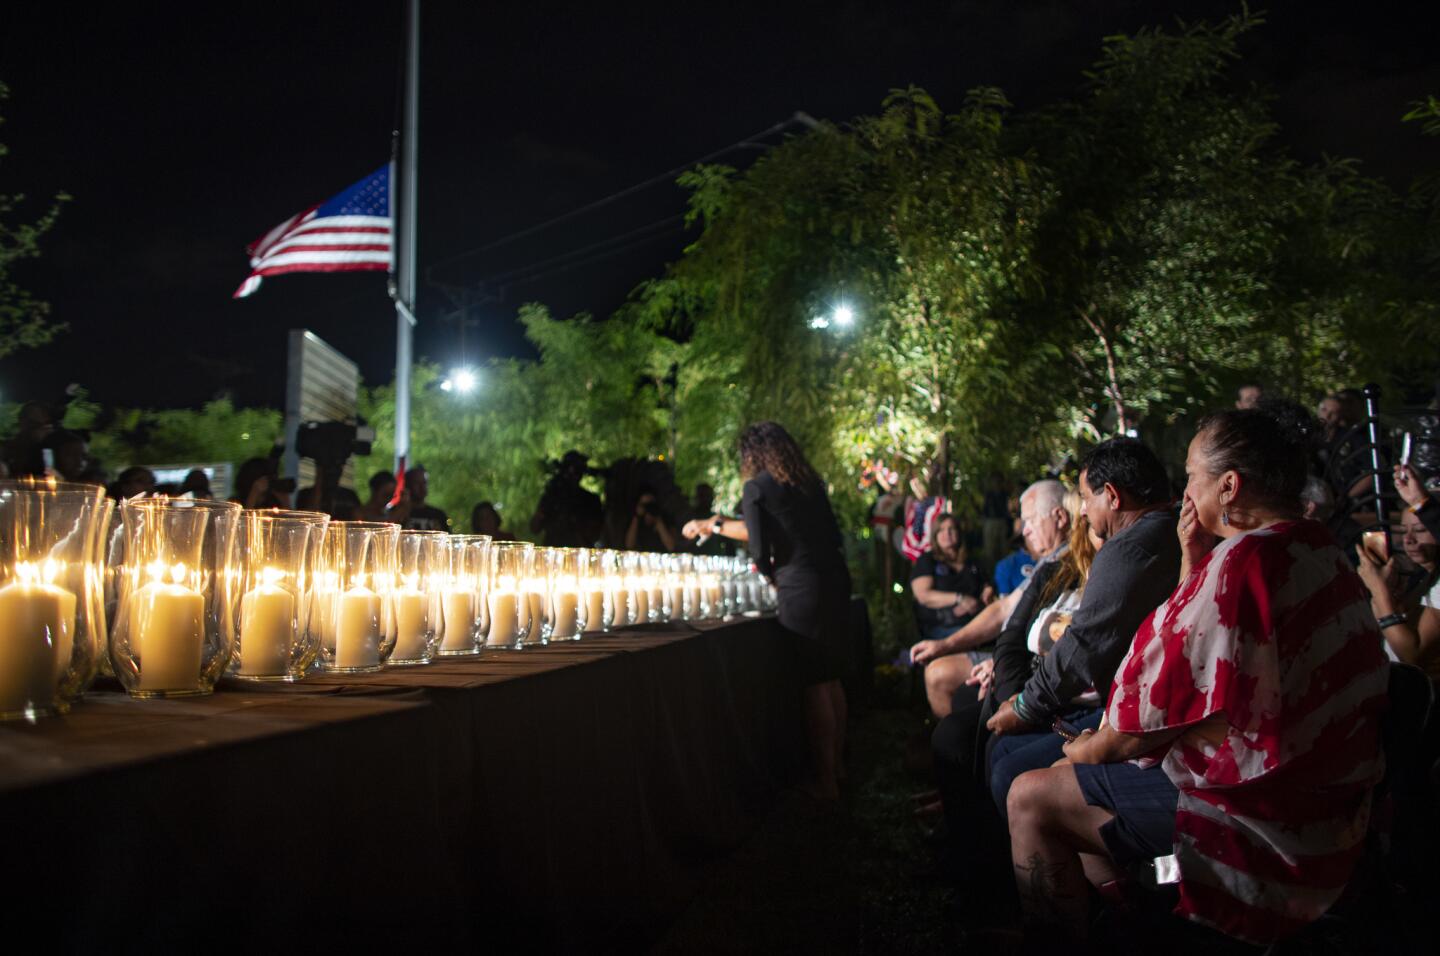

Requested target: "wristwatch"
[{"left": 711, "top": 518, "right": 725, "bottom": 536}]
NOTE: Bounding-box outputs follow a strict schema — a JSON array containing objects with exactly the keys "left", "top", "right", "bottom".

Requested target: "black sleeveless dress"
[{"left": 741, "top": 471, "right": 853, "bottom": 684}]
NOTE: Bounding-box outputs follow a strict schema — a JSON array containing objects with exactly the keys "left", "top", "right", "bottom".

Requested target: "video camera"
[{"left": 296, "top": 420, "right": 375, "bottom": 467}]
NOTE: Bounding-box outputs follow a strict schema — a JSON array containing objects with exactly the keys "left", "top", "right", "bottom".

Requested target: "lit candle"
[
  {"left": 438, "top": 588, "right": 476, "bottom": 653},
  {"left": 551, "top": 588, "right": 580, "bottom": 639},
  {"left": 238, "top": 567, "right": 295, "bottom": 676},
  {"left": 388, "top": 579, "right": 428, "bottom": 661},
  {"left": 705, "top": 582, "right": 723, "bottom": 618},
  {"left": 686, "top": 582, "right": 702, "bottom": 619},
  {"left": 583, "top": 587, "right": 608, "bottom": 633},
  {"left": 133, "top": 562, "right": 205, "bottom": 691},
  {"left": 646, "top": 583, "right": 663, "bottom": 622},
  {"left": 526, "top": 588, "right": 546, "bottom": 641},
  {"left": 667, "top": 583, "right": 685, "bottom": 621},
  {"left": 0, "top": 562, "right": 76, "bottom": 714},
  {"left": 333, "top": 584, "right": 381, "bottom": 669},
  {"left": 487, "top": 585, "right": 520, "bottom": 646},
  {"left": 631, "top": 585, "right": 649, "bottom": 624},
  {"left": 611, "top": 580, "right": 633, "bottom": 628}
]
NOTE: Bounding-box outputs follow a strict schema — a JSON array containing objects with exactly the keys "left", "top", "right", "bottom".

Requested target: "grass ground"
[{"left": 652, "top": 701, "right": 964, "bottom": 954}]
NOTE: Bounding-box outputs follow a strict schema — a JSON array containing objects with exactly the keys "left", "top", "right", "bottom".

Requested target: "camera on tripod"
[{"left": 296, "top": 420, "right": 375, "bottom": 468}]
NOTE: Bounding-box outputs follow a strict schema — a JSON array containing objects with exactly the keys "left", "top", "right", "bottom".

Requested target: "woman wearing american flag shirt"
[{"left": 1005, "top": 407, "right": 1388, "bottom": 946}]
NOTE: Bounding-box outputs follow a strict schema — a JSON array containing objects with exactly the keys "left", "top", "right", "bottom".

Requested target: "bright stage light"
[{"left": 832, "top": 304, "right": 855, "bottom": 327}]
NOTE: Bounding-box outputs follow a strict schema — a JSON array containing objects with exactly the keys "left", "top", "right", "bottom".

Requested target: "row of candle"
[{"left": 0, "top": 481, "right": 777, "bottom": 720}]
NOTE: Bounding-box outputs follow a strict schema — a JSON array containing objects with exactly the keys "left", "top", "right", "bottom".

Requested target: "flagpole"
[{"left": 392, "top": 0, "right": 420, "bottom": 474}]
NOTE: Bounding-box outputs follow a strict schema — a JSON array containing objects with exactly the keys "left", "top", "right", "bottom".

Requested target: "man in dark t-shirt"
[{"left": 403, "top": 466, "right": 449, "bottom": 531}]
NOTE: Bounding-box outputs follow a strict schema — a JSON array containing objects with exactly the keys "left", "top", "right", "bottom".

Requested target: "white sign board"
[{"left": 284, "top": 330, "right": 360, "bottom": 490}]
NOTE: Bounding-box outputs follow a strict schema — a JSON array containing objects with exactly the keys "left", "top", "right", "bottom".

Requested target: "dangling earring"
[{"left": 1221, "top": 510, "right": 1230, "bottom": 526}]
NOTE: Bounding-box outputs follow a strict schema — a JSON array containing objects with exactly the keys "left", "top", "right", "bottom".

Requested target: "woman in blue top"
[{"left": 683, "top": 422, "right": 853, "bottom": 798}]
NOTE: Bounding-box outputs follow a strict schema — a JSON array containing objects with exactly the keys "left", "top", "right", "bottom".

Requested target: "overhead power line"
[{"left": 427, "top": 111, "right": 819, "bottom": 278}]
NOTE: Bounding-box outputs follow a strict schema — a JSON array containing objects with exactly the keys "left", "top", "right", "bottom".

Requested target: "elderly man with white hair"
[{"left": 912, "top": 479, "right": 1072, "bottom": 718}]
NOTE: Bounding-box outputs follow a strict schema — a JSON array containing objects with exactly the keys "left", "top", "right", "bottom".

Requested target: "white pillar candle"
[
  {"left": 612, "top": 587, "right": 634, "bottom": 628},
  {"left": 667, "top": 585, "right": 685, "bottom": 621},
  {"left": 0, "top": 577, "right": 75, "bottom": 713},
  {"left": 647, "top": 586, "right": 663, "bottom": 622},
  {"left": 439, "top": 590, "right": 476, "bottom": 652},
  {"left": 526, "top": 590, "right": 546, "bottom": 641},
  {"left": 686, "top": 584, "right": 702, "bottom": 619},
  {"left": 238, "top": 582, "right": 295, "bottom": 676},
  {"left": 388, "top": 587, "right": 428, "bottom": 661},
  {"left": 706, "top": 583, "right": 723, "bottom": 618},
  {"left": 551, "top": 589, "right": 580, "bottom": 639},
  {"left": 583, "top": 587, "right": 608, "bottom": 632},
  {"left": 333, "top": 585, "right": 382, "bottom": 669},
  {"left": 632, "top": 587, "right": 649, "bottom": 624},
  {"left": 487, "top": 589, "right": 520, "bottom": 646},
  {"left": 133, "top": 580, "right": 206, "bottom": 691}
]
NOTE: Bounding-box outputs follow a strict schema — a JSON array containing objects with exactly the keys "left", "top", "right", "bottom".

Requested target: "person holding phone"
[{"left": 1004, "top": 408, "right": 1388, "bottom": 946}]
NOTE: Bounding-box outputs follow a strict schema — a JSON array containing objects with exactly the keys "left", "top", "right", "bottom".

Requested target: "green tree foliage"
[
  {"left": 64, "top": 396, "right": 282, "bottom": 470},
  {"left": 0, "top": 81, "right": 68, "bottom": 359},
  {"left": 350, "top": 304, "right": 674, "bottom": 527}
]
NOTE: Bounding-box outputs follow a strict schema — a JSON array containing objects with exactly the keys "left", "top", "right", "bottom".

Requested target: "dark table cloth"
[{"left": 0, "top": 605, "right": 869, "bottom": 951}]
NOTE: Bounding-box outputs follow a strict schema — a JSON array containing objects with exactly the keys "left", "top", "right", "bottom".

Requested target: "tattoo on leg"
[{"left": 1014, "top": 852, "right": 1086, "bottom": 941}]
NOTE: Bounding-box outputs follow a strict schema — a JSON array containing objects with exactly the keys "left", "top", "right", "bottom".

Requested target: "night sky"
[{"left": 1, "top": 1, "right": 1435, "bottom": 411}]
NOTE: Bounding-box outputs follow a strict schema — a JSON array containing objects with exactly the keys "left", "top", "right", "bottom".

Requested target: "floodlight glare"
[
  {"left": 832, "top": 304, "right": 855, "bottom": 327},
  {"left": 440, "top": 379, "right": 454, "bottom": 392},
  {"left": 453, "top": 368, "right": 477, "bottom": 393}
]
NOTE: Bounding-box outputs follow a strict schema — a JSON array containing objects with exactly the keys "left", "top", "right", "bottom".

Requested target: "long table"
[{"left": 0, "top": 608, "right": 868, "bottom": 951}]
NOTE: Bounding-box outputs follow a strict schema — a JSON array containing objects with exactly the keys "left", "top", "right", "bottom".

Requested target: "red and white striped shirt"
[{"left": 1107, "top": 520, "right": 1387, "bottom": 943}]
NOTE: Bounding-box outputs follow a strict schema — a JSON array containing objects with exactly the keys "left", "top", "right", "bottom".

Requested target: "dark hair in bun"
[{"left": 1195, "top": 407, "right": 1308, "bottom": 510}]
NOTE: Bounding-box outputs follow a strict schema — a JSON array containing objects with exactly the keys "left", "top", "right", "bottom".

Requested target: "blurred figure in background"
[
  {"left": 2, "top": 400, "right": 55, "bottom": 477},
  {"left": 471, "top": 501, "right": 515, "bottom": 540},
  {"left": 231, "top": 457, "right": 291, "bottom": 509},
  {"left": 357, "top": 471, "right": 404, "bottom": 523},
  {"left": 1234, "top": 382, "right": 1264, "bottom": 409},
  {"left": 179, "top": 469, "right": 212, "bottom": 499},
  {"left": 111, "top": 466, "right": 156, "bottom": 501},
  {"left": 403, "top": 466, "right": 448, "bottom": 530},
  {"left": 48, "top": 429, "right": 92, "bottom": 482},
  {"left": 624, "top": 484, "right": 679, "bottom": 552},
  {"left": 531, "top": 451, "right": 603, "bottom": 546}
]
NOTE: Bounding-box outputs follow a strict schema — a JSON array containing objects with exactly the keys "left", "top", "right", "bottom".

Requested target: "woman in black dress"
[{"left": 682, "top": 422, "right": 853, "bottom": 798}]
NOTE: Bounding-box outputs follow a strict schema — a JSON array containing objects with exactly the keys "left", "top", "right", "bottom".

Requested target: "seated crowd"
[{"left": 905, "top": 393, "right": 1439, "bottom": 950}]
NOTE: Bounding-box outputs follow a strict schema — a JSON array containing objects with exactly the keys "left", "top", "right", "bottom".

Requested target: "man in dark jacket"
[{"left": 984, "top": 438, "right": 1180, "bottom": 817}]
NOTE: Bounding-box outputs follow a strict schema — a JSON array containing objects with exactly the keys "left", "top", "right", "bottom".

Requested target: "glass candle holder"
[
  {"left": 700, "top": 556, "right": 724, "bottom": 621},
  {"left": 229, "top": 510, "right": 329, "bottom": 681},
  {"left": 0, "top": 480, "right": 111, "bottom": 720},
  {"left": 435, "top": 534, "right": 488, "bottom": 656},
  {"left": 659, "top": 554, "right": 683, "bottom": 623},
  {"left": 580, "top": 548, "right": 613, "bottom": 634},
  {"left": 544, "top": 548, "right": 584, "bottom": 641},
  {"left": 486, "top": 541, "right": 534, "bottom": 649},
  {"left": 603, "top": 549, "right": 634, "bottom": 629},
  {"left": 387, "top": 529, "right": 444, "bottom": 666},
  {"left": 316, "top": 521, "right": 398, "bottom": 673},
  {"left": 636, "top": 553, "right": 663, "bottom": 624},
  {"left": 110, "top": 497, "right": 242, "bottom": 698}
]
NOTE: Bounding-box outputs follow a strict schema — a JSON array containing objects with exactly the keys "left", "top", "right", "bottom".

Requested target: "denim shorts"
[{"left": 1072, "top": 760, "right": 1180, "bottom": 864}]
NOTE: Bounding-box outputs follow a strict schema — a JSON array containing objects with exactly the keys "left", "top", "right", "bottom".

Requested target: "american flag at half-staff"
[{"left": 233, "top": 165, "right": 392, "bottom": 298}]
